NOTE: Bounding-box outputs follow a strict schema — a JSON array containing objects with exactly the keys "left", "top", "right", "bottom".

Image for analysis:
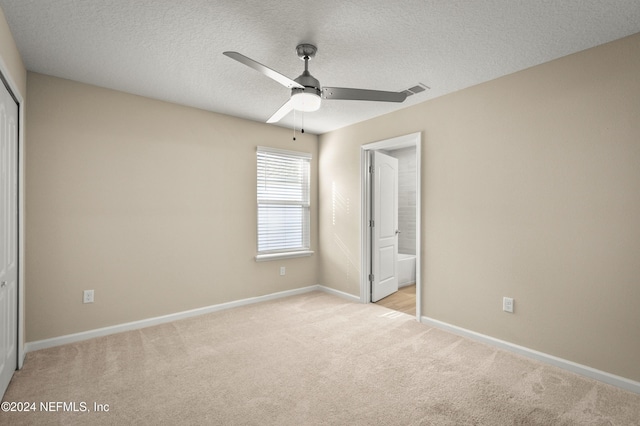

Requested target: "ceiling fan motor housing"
[
  {"left": 292, "top": 63, "right": 322, "bottom": 112},
  {"left": 294, "top": 70, "right": 320, "bottom": 91}
]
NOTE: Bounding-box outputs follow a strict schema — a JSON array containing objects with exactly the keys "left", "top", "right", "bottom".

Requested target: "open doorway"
[{"left": 360, "top": 133, "right": 421, "bottom": 319}]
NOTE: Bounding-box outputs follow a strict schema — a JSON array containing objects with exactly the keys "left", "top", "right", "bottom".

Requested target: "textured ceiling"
[{"left": 2, "top": 0, "right": 640, "bottom": 134}]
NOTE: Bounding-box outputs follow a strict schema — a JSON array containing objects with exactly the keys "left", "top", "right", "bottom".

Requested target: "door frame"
[
  {"left": 0, "top": 60, "right": 25, "bottom": 370},
  {"left": 360, "top": 132, "right": 421, "bottom": 320}
]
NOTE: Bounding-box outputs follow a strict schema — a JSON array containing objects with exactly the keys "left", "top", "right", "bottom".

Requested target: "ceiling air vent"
[{"left": 402, "top": 83, "right": 430, "bottom": 98}]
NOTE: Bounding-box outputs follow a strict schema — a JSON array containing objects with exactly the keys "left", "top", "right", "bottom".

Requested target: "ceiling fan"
[{"left": 223, "top": 44, "right": 407, "bottom": 124}]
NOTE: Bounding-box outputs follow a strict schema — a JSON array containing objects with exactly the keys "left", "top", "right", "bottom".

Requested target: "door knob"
[{"left": 0, "top": 281, "right": 6, "bottom": 288}]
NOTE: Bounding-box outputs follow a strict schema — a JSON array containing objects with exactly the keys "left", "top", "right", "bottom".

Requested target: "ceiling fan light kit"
[
  {"left": 291, "top": 89, "right": 321, "bottom": 112},
  {"left": 223, "top": 43, "right": 407, "bottom": 124}
]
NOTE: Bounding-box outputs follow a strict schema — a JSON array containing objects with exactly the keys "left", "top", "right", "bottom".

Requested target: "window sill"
[{"left": 255, "top": 250, "right": 314, "bottom": 262}]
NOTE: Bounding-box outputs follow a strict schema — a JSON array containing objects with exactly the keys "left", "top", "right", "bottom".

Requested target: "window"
[{"left": 256, "top": 146, "right": 312, "bottom": 261}]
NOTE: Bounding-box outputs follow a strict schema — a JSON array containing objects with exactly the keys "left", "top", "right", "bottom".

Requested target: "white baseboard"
[
  {"left": 421, "top": 316, "right": 640, "bottom": 395},
  {"left": 25, "top": 285, "right": 321, "bottom": 353},
  {"left": 316, "top": 285, "right": 361, "bottom": 302}
]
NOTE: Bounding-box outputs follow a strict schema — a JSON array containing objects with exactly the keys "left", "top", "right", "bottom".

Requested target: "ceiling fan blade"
[
  {"left": 266, "top": 99, "right": 295, "bottom": 123},
  {"left": 223, "top": 51, "right": 304, "bottom": 89},
  {"left": 322, "top": 87, "right": 407, "bottom": 103}
]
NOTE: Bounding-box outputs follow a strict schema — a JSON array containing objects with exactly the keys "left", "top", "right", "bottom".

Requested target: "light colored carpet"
[{"left": 1, "top": 291, "right": 639, "bottom": 425}]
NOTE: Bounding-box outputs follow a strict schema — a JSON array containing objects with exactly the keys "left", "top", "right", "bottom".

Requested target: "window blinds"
[{"left": 257, "top": 147, "right": 311, "bottom": 254}]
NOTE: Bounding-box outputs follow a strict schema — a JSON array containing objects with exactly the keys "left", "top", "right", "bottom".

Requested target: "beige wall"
[
  {"left": 319, "top": 33, "right": 640, "bottom": 382},
  {"left": 26, "top": 73, "right": 318, "bottom": 341}
]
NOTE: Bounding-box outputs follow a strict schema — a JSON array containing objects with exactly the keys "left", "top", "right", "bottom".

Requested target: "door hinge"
[
  {"left": 369, "top": 165, "right": 374, "bottom": 173},
  {"left": 369, "top": 220, "right": 374, "bottom": 227},
  {"left": 368, "top": 273, "right": 374, "bottom": 282}
]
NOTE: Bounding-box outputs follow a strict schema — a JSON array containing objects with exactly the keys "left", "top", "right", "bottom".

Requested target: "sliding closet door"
[{"left": 0, "top": 76, "right": 18, "bottom": 397}]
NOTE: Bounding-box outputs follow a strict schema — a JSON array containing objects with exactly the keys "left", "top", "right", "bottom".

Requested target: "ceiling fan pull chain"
[{"left": 293, "top": 109, "right": 297, "bottom": 141}]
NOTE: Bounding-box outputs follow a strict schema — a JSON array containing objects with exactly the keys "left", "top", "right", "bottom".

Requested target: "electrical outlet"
[
  {"left": 280, "top": 266, "right": 286, "bottom": 276},
  {"left": 503, "top": 297, "right": 514, "bottom": 313},
  {"left": 83, "top": 290, "right": 94, "bottom": 304}
]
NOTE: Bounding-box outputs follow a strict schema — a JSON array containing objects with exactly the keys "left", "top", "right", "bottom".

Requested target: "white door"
[
  {"left": 371, "top": 151, "right": 399, "bottom": 302},
  {"left": 0, "top": 78, "right": 18, "bottom": 397}
]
